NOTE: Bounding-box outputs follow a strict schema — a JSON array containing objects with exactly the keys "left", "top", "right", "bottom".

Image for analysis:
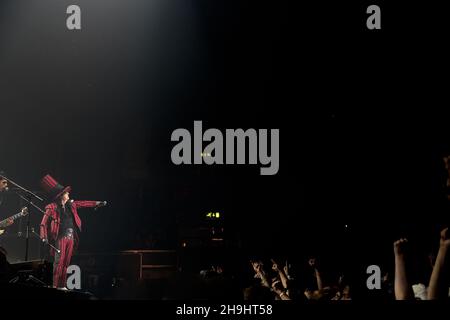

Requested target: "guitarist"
[
  {"left": 39, "top": 174, "right": 107, "bottom": 289},
  {"left": 0, "top": 173, "right": 13, "bottom": 235},
  {"left": 0, "top": 175, "right": 7, "bottom": 193},
  {"left": 0, "top": 171, "right": 9, "bottom": 207}
]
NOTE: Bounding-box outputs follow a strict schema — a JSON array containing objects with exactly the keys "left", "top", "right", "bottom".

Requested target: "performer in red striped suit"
[{"left": 39, "top": 174, "right": 106, "bottom": 289}]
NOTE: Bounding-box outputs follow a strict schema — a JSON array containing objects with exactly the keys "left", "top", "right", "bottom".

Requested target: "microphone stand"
[
  {"left": 1, "top": 174, "right": 44, "bottom": 261},
  {"left": 30, "top": 228, "right": 60, "bottom": 254},
  {"left": 1, "top": 175, "right": 44, "bottom": 202}
]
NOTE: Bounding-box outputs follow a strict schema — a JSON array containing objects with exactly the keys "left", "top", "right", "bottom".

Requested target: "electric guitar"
[{"left": 0, "top": 207, "right": 28, "bottom": 235}]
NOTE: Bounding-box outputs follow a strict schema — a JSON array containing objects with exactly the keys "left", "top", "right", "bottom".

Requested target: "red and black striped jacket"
[{"left": 40, "top": 200, "right": 98, "bottom": 253}]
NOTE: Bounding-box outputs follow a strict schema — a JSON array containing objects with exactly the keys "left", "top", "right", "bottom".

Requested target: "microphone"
[
  {"left": 63, "top": 199, "right": 74, "bottom": 210},
  {"left": 94, "top": 201, "right": 107, "bottom": 211}
]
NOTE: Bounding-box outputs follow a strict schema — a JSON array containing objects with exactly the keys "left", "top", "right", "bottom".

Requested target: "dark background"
[{"left": 1, "top": 0, "right": 449, "bottom": 288}]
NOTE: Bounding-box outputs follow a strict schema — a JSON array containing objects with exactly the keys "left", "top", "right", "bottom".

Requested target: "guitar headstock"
[{"left": 21, "top": 207, "right": 29, "bottom": 216}]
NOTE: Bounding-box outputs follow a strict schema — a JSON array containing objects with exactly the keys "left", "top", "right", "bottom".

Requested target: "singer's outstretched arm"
[{"left": 74, "top": 200, "right": 102, "bottom": 209}]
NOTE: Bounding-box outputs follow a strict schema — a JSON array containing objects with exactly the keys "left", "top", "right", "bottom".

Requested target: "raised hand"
[
  {"left": 394, "top": 238, "right": 408, "bottom": 256},
  {"left": 251, "top": 261, "right": 262, "bottom": 274},
  {"left": 440, "top": 227, "right": 450, "bottom": 248},
  {"left": 444, "top": 156, "right": 450, "bottom": 171},
  {"left": 283, "top": 264, "right": 289, "bottom": 276},
  {"left": 271, "top": 259, "right": 280, "bottom": 272},
  {"left": 428, "top": 227, "right": 450, "bottom": 299},
  {"left": 394, "top": 238, "right": 412, "bottom": 300}
]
